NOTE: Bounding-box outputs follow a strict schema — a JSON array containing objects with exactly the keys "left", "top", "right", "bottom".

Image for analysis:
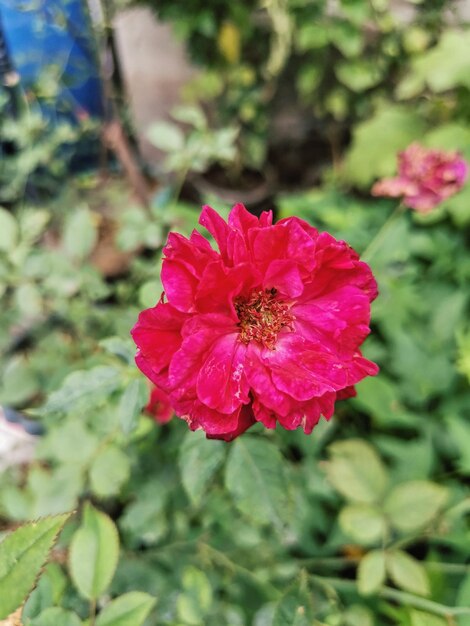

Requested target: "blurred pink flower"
[
  {"left": 372, "top": 143, "right": 468, "bottom": 212},
  {"left": 132, "top": 204, "right": 378, "bottom": 441}
]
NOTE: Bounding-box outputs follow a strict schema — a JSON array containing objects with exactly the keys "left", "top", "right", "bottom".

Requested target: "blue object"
[
  {"left": 3, "top": 405, "right": 44, "bottom": 436},
  {"left": 0, "top": 0, "right": 104, "bottom": 123}
]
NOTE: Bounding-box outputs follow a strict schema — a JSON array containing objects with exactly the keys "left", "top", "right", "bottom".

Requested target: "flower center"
[{"left": 234, "top": 288, "right": 294, "bottom": 350}]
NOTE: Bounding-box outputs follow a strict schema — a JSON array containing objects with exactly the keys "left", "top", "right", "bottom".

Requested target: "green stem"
[
  {"left": 425, "top": 562, "right": 470, "bottom": 574},
  {"left": 379, "top": 587, "right": 470, "bottom": 618},
  {"left": 298, "top": 556, "right": 359, "bottom": 569},
  {"left": 144, "top": 538, "right": 201, "bottom": 556},
  {"left": 388, "top": 530, "right": 431, "bottom": 552},
  {"left": 299, "top": 555, "right": 470, "bottom": 576},
  {"left": 89, "top": 598, "right": 97, "bottom": 626},
  {"left": 171, "top": 164, "right": 191, "bottom": 207},
  {"left": 199, "top": 542, "right": 281, "bottom": 601},
  {"left": 362, "top": 203, "right": 405, "bottom": 262},
  {"left": 445, "top": 497, "right": 470, "bottom": 520},
  {"left": 311, "top": 576, "right": 470, "bottom": 618},
  {"left": 143, "top": 538, "right": 280, "bottom": 600}
]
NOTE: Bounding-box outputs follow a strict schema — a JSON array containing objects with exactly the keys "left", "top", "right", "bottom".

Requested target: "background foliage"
[{"left": 1, "top": 0, "right": 470, "bottom": 624}]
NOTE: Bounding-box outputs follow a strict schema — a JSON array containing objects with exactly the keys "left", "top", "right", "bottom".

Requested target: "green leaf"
[
  {"left": 95, "top": 592, "right": 156, "bottom": 626},
  {"left": 352, "top": 375, "right": 409, "bottom": 426},
  {"left": 0, "top": 355, "right": 39, "bottom": 406},
  {"left": 15, "top": 283, "right": 43, "bottom": 318},
  {"left": 297, "top": 65, "right": 323, "bottom": 97},
  {"left": 119, "top": 482, "right": 169, "bottom": 547},
  {"left": 384, "top": 481, "right": 448, "bottom": 533},
  {"left": 389, "top": 332, "right": 454, "bottom": 402},
  {"left": 118, "top": 379, "right": 149, "bottom": 435},
  {"left": 116, "top": 207, "right": 148, "bottom": 251},
  {"left": 336, "top": 60, "right": 382, "bottom": 92},
  {"left": 90, "top": 445, "right": 131, "bottom": 498},
  {"left": 395, "top": 71, "right": 425, "bottom": 100},
  {"left": 0, "top": 513, "right": 70, "bottom": 620},
  {"left": 410, "top": 610, "right": 447, "bottom": 626},
  {"left": 116, "top": 207, "right": 162, "bottom": 251},
  {"left": 387, "top": 550, "right": 430, "bottom": 596},
  {"left": 37, "top": 420, "right": 99, "bottom": 466},
  {"left": 42, "top": 366, "right": 121, "bottom": 415},
  {"left": 445, "top": 184, "right": 470, "bottom": 227},
  {"left": 457, "top": 574, "right": 470, "bottom": 626},
  {"left": 22, "top": 562, "right": 68, "bottom": 620},
  {"left": 171, "top": 105, "right": 207, "bottom": 129},
  {"left": 69, "top": 503, "right": 120, "bottom": 600},
  {"left": 225, "top": 437, "right": 291, "bottom": 530},
  {"left": 430, "top": 290, "right": 467, "bottom": 346},
  {"left": 273, "top": 575, "right": 315, "bottom": 626},
  {"left": 19, "top": 209, "right": 50, "bottom": 244},
  {"left": 138, "top": 280, "right": 163, "bottom": 309},
  {"left": 28, "top": 465, "right": 83, "bottom": 517},
  {"left": 63, "top": 207, "right": 98, "bottom": 260},
  {"left": 402, "top": 26, "right": 431, "bottom": 54},
  {"left": 375, "top": 435, "right": 433, "bottom": 482},
  {"left": 179, "top": 430, "right": 226, "bottom": 507},
  {"left": 31, "top": 607, "right": 83, "bottom": 626},
  {"left": 343, "top": 605, "right": 374, "bottom": 626},
  {"left": 329, "top": 21, "right": 363, "bottom": 58},
  {"left": 324, "top": 87, "right": 349, "bottom": 121},
  {"left": 297, "top": 23, "right": 329, "bottom": 51},
  {"left": 445, "top": 416, "right": 470, "bottom": 474},
  {"left": 339, "top": 504, "right": 387, "bottom": 545},
  {"left": 325, "top": 439, "right": 388, "bottom": 504},
  {"left": 147, "top": 121, "right": 185, "bottom": 152},
  {"left": 176, "top": 567, "right": 213, "bottom": 626},
  {"left": 404, "top": 30, "right": 470, "bottom": 94},
  {"left": 357, "top": 550, "right": 386, "bottom": 596},
  {"left": 0, "top": 207, "right": 19, "bottom": 252},
  {"left": 99, "top": 337, "right": 136, "bottom": 363},
  {"left": 344, "top": 105, "right": 425, "bottom": 187},
  {"left": 424, "top": 123, "right": 470, "bottom": 156}
]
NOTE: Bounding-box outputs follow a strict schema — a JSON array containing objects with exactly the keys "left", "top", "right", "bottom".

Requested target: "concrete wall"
[{"left": 113, "top": 7, "right": 196, "bottom": 165}]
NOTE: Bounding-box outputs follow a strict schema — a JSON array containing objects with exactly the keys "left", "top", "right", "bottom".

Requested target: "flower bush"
[
  {"left": 1, "top": 171, "right": 470, "bottom": 624},
  {"left": 1, "top": 2, "right": 470, "bottom": 624}
]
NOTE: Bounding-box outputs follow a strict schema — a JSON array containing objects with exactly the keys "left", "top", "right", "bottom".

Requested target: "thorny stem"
[
  {"left": 144, "top": 538, "right": 201, "bottom": 556},
  {"left": 362, "top": 202, "right": 405, "bottom": 262},
  {"left": 299, "top": 556, "right": 360, "bottom": 569},
  {"left": 302, "top": 555, "right": 470, "bottom": 575},
  {"left": 142, "top": 538, "right": 280, "bottom": 600},
  {"left": 144, "top": 540, "right": 470, "bottom": 615},
  {"left": 311, "top": 576, "right": 470, "bottom": 619},
  {"left": 198, "top": 542, "right": 281, "bottom": 601}
]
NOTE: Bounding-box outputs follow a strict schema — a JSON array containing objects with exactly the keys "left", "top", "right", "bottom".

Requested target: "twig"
[
  {"left": 199, "top": 542, "right": 281, "bottom": 601},
  {"left": 102, "top": 120, "right": 150, "bottom": 211},
  {"left": 311, "top": 576, "right": 470, "bottom": 619},
  {"left": 362, "top": 203, "right": 405, "bottom": 262}
]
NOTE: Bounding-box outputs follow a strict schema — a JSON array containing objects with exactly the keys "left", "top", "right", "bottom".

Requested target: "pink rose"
[
  {"left": 145, "top": 386, "right": 173, "bottom": 424},
  {"left": 372, "top": 143, "right": 468, "bottom": 212},
  {"left": 131, "top": 204, "right": 378, "bottom": 441}
]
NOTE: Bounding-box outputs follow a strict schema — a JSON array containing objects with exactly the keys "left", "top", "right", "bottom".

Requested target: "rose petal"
[{"left": 197, "top": 334, "right": 249, "bottom": 413}]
